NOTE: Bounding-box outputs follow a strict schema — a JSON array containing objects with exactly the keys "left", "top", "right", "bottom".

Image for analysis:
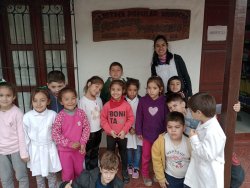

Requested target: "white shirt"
[
  {"left": 184, "top": 116, "right": 226, "bottom": 188},
  {"left": 164, "top": 134, "right": 190, "bottom": 178},
  {"left": 126, "top": 96, "right": 142, "bottom": 148},
  {"left": 78, "top": 96, "right": 103, "bottom": 133},
  {"left": 155, "top": 57, "right": 178, "bottom": 93},
  {"left": 23, "top": 109, "right": 62, "bottom": 176}
]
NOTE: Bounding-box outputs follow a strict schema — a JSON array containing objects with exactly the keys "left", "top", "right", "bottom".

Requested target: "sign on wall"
[{"left": 92, "top": 8, "right": 191, "bottom": 42}]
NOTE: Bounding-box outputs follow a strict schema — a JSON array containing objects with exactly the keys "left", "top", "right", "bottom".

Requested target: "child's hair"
[
  {"left": 0, "top": 81, "right": 17, "bottom": 97},
  {"left": 58, "top": 87, "right": 77, "bottom": 103},
  {"left": 188, "top": 92, "right": 216, "bottom": 118},
  {"left": 109, "top": 62, "right": 123, "bottom": 71},
  {"left": 30, "top": 87, "right": 50, "bottom": 107},
  {"left": 126, "top": 78, "right": 140, "bottom": 90},
  {"left": 167, "top": 111, "right": 185, "bottom": 126},
  {"left": 109, "top": 80, "right": 126, "bottom": 92},
  {"left": 84, "top": 76, "right": 104, "bottom": 93},
  {"left": 166, "top": 93, "right": 185, "bottom": 104},
  {"left": 99, "top": 151, "right": 119, "bottom": 170},
  {"left": 167, "top": 76, "right": 184, "bottom": 93},
  {"left": 147, "top": 76, "right": 164, "bottom": 96},
  {"left": 47, "top": 70, "right": 65, "bottom": 83}
]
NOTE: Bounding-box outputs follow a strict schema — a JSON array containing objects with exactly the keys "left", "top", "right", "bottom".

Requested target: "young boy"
[
  {"left": 152, "top": 111, "right": 191, "bottom": 188},
  {"left": 59, "top": 151, "right": 124, "bottom": 188},
  {"left": 47, "top": 70, "right": 66, "bottom": 113},
  {"left": 166, "top": 93, "right": 199, "bottom": 135},
  {"left": 184, "top": 92, "right": 226, "bottom": 188},
  {"left": 100, "top": 62, "right": 124, "bottom": 104}
]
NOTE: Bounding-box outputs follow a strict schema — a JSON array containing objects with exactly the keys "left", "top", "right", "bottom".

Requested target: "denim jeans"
[
  {"left": 127, "top": 146, "right": 142, "bottom": 169},
  {"left": 165, "top": 173, "right": 185, "bottom": 188},
  {"left": 0, "top": 152, "right": 29, "bottom": 188}
]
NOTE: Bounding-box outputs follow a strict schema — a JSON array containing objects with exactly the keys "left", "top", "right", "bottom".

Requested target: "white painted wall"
[
  {"left": 74, "top": 0, "right": 204, "bottom": 97},
  {"left": 73, "top": 0, "right": 205, "bottom": 146}
]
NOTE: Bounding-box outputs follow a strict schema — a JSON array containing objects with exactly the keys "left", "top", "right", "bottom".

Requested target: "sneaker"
[
  {"left": 143, "top": 177, "right": 153, "bottom": 187},
  {"left": 132, "top": 169, "right": 139, "bottom": 179},
  {"left": 122, "top": 170, "right": 130, "bottom": 184},
  {"left": 127, "top": 165, "right": 133, "bottom": 175}
]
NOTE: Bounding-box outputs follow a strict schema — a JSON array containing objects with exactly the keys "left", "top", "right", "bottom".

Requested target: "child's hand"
[
  {"left": 233, "top": 101, "right": 241, "bottom": 112},
  {"left": 129, "top": 127, "right": 135, "bottom": 135},
  {"left": 21, "top": 157, "right": 29, "bottom": 163},
  {"left": 71, "top": 142, "right": 80, "bottom": 149},
  {"left": 79, "top": 145, "right": 86, "bottom": 154},
  {"left": 110, "top": 130, "right": 117, "bottom": 138},
  {"left": 159, "top": 179, "right": 169, "bottom": 188},
  {"left": 137, "top": 135, "right": 143, "bottom": 140},
  {"left": 65, "top": 180, "right": 73, "bottom": 188},
  {"left": 189, "top": 129, "right": 197, "bottom": 137},
  {"left": 118, "top": 130, "right": 125, "bottom": 139},
  {"left": 179, "top": 91, "right": 185, "bottom": 99}
]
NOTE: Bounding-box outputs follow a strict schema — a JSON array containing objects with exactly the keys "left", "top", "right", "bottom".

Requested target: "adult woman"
[{"left": 151, "top": 35, "right": 193, "bottom": 97}]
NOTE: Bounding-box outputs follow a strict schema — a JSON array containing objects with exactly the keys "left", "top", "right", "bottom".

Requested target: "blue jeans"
[
  {"left": 127, "top": 146, "right": 142, "bottom": 169},
  {"left": 0, "top": 152, "right": 29, "bottom": 188},
  {"left": 165, "top": 173, "right": 185, "bottom": 188}
]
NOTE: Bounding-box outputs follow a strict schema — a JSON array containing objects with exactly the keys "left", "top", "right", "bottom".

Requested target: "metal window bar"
[{"left": 1, "top": 0, "right": 79, "bottom": 112}]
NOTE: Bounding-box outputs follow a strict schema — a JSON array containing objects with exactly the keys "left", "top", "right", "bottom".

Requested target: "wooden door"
[{"left": 200, "top": 0, "right": 247, "bottom": 187}]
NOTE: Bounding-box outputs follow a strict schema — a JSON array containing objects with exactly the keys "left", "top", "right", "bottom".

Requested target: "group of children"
[{"left": 0, "top": 60, "right": 242, "bottom": 188}]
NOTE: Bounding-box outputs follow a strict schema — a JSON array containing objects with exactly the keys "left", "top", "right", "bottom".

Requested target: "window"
[{"left": 0, "top": 0, "right": 76, "bottom": 112}]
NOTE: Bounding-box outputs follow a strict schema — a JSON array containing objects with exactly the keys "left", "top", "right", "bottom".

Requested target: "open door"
[{"left": 199, "top": 0, "right": 247, "bottom": 187}]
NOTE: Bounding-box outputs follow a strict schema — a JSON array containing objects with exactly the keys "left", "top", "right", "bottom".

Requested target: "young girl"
[
  {"left": 101, "top": 80, "right": 134, "bottom": 184},
  {"left": 0, "top": 80, "right": 29, "bottom": 188},
  {"left": 23, "top": 88, "right": 62, "bottom": 188},
  {"left": 78, "top": 76, "right": 104, "bottom": 170},
  {"left": 125, "top": 78, "right": 142, "bottom": 179},
  {"left": 52, "top": 87, "right": 90, "bottom": 181},
  {"left": 165, "top": 76, "right": 188, "bottom": 102},
  {"left": 135, "top": 76, "right": 167, "bottom": 186}
]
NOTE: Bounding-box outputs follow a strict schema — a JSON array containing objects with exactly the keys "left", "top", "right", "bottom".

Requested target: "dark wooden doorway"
[{"left": 199, "top": 0, "right": 247, "bottom": 187}]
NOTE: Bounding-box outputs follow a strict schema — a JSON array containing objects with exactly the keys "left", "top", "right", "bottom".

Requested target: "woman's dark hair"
[{"left": 152, "top": 35, "right": 169, "bottom": 66}]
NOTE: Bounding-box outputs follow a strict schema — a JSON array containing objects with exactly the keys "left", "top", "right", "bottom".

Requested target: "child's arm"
[
  {"left": 100, "top": 104, "right": 114, "bottom": 135},
  {"left": 52, "top": 113, "right": 75, "bottom": 148},
  {"left": 16, "top": 110, "right": 29, "bottom": 160},
  {"left": 135, "top": 100, "right": 143, "bottom": 138},
  {"left": 151, "top": 136, "right": 168, "bottom": 188},
  {"left": 79, "top": 110, "right": 90, "bottom": 154},
  {"left": 119, "top": 104, "right": 134, "bottom": 137}
]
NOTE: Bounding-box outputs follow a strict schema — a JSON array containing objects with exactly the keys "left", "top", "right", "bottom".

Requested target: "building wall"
[{"left": 74, "top": 0, "right": 205, "bottom": 146}]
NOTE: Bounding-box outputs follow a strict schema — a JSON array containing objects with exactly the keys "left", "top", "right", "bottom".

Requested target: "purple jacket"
[{"left": 135, "top": 95, "right": 167, "bottom": 143}]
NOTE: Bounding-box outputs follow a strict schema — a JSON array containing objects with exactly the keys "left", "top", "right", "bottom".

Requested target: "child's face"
[
  {"left": 100, "top": 168, "right": 118, "bottom": 185},
  {"left": 167, "top": 120, "right": 185, "bottom": 141},
  {"left": 167, "top": 101, "right": 185, "bottom": 113},
  {"left": 32, "top": 92, "right": 50, "bottom": 113},
  {"left": 110, "top": 84, "right": 123, "bottom": 101},
  {"left": 60, "top": 91, "right": 77, "bottom": 111},
  {"left": 109, "top": 65, "right": 123, "bottom": 80},
  {"left": 0, "top": 87, "right": 15, "bottom": 111},
  {"left": 147, "top": 82, "right": 161, "bottom": 100},
  {"left": 87, "top": 83, "right": 103, "bottom": 98},
  {"left": 47, "top": 81, "right": 66, "bottom": 97},
  {"left": 127, "top": 84, "right": 138, "bottom": 100},
  {"left": 169, "top": 79, "right": 181, "bottom": 93},
  {"left": 154, "top": 38, "right": 167, "bottom": 57}
]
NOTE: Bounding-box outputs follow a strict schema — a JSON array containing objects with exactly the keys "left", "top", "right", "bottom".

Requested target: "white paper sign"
[{"left": 207, "top": 26, "right": 227, "bottom": 41}]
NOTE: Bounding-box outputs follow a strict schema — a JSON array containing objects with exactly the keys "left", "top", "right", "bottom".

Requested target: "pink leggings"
[
  {"left": 59, "top": 150, "right": 85, "bottom": 181},
  {"left": 141, "top": 139, "right": 153, "bottom": 178}
]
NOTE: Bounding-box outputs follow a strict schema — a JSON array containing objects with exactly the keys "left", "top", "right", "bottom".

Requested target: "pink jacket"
[
  {"left": 52, "top": 108, "right": 90, "bottom": 151},
  {"left": 101, "top": 100, "right": 134, "bottom": 135},
  {"left": 0, "top": 105, "right": 28, "bottom": 159}
]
